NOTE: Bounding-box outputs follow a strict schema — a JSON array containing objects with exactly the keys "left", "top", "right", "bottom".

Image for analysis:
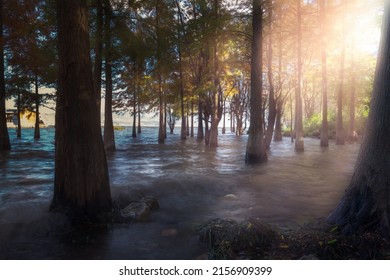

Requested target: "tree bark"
[
  {"left": 94, "top": 0, "right": 103, "bottom": 125},
  {"left": 137, "top": 103, "right": 141, "bottom": 134},
  {"left": 274, "top": 98, "right": 283, "bottom": 141},
  {"left": 103, "top": 0, "right": 115, "bottom": 151},
  {"left": 51, "top": 0, "right": 112, "bottom": 218},
  {"left": 320, "top": 0, "right": 329, "bottom": 147},
  {"left": 328, "top": 1, "right": 390, "bottom": 237},
  {"left": 265, "top": 3, "right": 276, "bottom": 149},
  {"left": 347, "top": 55, "right": 357, "bottom": 141},
  {"left": 295, "top": 0, "right": 304, "bottom": 152},
  {"left": 0, "top": 0, "right": 10, "bottom": 151},
  {"left": 34, "top": 75, "right": 40, "bottom": 139},
  {"left": 336, "top": 2, "right": 346, "bottom": 145},
  {"left": 208, "top": 0, "right": 220, "bottom": 148},
  {"left": 17, "top": 92, "right": 21, "bottom": 138},
  {"left": 197, "top": 99, "right": 204, "bottom": 141},
  {"left": 245, "top": 0, "right": 267, "bottom": 164}
]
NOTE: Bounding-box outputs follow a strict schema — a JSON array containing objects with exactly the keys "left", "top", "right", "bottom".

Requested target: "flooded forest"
[{"left": 1, "top": 0, "right": 389, "bottom": 260}]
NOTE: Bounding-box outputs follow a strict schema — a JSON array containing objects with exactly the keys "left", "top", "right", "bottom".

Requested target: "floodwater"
[{"left": 0, "top": 127, "right": 360, "bottom": 259}]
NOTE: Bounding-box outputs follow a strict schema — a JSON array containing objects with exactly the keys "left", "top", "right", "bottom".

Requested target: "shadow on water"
[{"left": 0, "top": 127, "right": 360, "bottom": 259}]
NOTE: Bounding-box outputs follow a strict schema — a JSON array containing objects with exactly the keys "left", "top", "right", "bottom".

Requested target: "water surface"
[{"left": 0, "top": 127, "right": 360, "bottom": 259}]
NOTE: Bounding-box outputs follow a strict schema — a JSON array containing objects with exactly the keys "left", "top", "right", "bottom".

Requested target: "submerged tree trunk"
[
  {"left": 320, "top": 0, "right": 329, "bottom": 147},
  {"left": 190, "top": 102, "right": 194, "bottom": 137},
  {"left": 295, "top": 0, "right": 304, "bottom": 152},
  {"left": 137, "top": 103, "right": 141, "bottom": 134},
  {"left": 245, "top": 0, "right": 267, "bottom": 164},
  {"left": 0, "top": 0, "right": 10, "bottom": 151},
  {"left": 208, "top": 0, "right": 220, "bottom": 148},
  {"left": 132, "top": 83, "right": 137, "bottom": 138},
  {"left": 197, "top": 99, "right": 204, "bottom": 141},
  {"left": 34, "top": 75, "right": 40, "bottom": 139},
  {"left": 265, "top": 4, "right": 276, "bottom": 149},
  {"left": 103, "top": 0, "right": 115, "bottom": 150},
  {"left": 51, "top": 0, "right": 112, "bottom": 218},
  {"left": 328, "top": 2, "right": 390, "bottom": 237},
  {"left": 17, "top": 92, "right": 21, "bottom": 138}
]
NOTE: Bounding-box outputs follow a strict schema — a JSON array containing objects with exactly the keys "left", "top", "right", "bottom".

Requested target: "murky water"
[{"left": 0, "top": 127, "right": 360, "bottom": 259}]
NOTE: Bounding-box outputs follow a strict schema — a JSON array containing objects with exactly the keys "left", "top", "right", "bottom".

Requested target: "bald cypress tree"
[
  {"left": 245, "top": 0, "right": 267, "bottom": 164},
  {"left": 0, "top": 0, "right": 10, "bottom": 151},
  {"left": 328, "top": 1, "right": 390, "bottom": 237},
  {"left": 51, "top": 0, "right": 112, "bottom": 218}
]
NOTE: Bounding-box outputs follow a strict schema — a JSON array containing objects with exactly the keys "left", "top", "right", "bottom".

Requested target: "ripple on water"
[{"left": 0, "top": 127, "right": 360, "bottom": 259}]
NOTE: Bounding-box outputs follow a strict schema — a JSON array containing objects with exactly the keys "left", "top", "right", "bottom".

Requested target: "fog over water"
[{"left": 0, "top": 127, "right": 360, "bottom": 259}]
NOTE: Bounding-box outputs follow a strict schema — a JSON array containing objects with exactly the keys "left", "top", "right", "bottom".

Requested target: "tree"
[
  {"left": 50, "top": 0, "right": 112, "bottom": 219},
  {"left": 320, "top": 0, "right": 329, "bottom": 147},
  {"left": 295, "top": 0, "right": 304, "bottom": 152},
  {"left": 265, "top": 0, "right": 276, "bottom": 149},
  {"left": 328, "top": 1, "right": 390, "bottom": 237},
  {"left": 245, "top": 0, "right": 267, "bottom": 164},
  {"left": 335, "top": 1, "right": 346, "bottom": 145},
  {"left": 0, "top": 0, "right": 10, "bottom": 151},
  {"left": 93, "top": 0, "right": 103, "bottom": 124},
  {"left": 103, "top": 0, "right": 115, "bottom": 151}
]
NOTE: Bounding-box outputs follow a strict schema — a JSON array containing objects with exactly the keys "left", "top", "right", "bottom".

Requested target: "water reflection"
[{"left": 0, "top": 127, "right": 359, "bottom": 259}]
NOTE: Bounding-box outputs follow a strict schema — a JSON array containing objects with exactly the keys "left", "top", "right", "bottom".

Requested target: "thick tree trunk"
[
  {"left": 295, "top": 0, "right": 304, "bottom": 152},
  {"left": 94, "top": 0, "right": 103, "bottom": 124},
  {"left": 0, "top": 0, "right": 10, "bottom": 150},
  {"left": 51, "top": 0, "right": 112, "bottom": 218},
  {"left": 103, "top": 0, "right": 115, "bottom": 151},
  {"left": 208, "top": 0, "right": 220, "bottom": 148},
  {"left": 265, "top": 5, "right": 276, "bottom": 149},
  {"left": 320, "top": 0, "right": 329, "bottom": 147},
  {"left": 245, "top": 0, "right": 267, "bottom": 164},
  {"left": 328, "top": 2, "right": 390, "bottom": 238},
  {"left": 34, "top": 75, "right": 40, "bottom": 139}
]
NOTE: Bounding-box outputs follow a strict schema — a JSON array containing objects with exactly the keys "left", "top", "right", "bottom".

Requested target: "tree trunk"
[
  {"left": 295, "top": 0, "right": 304, "bottom": 152},
  {"left": 190, "top": 102, "right": 194, "bottom": 137},
  {"left": 265, "top": 4, "right": 276, "bottom": 149},
  {"left": 132, "top": 79, "right": 137, "bottom": 138},
  {"left": 17, "top": 92, "right": 21, "bottom": 138},
  {"left": 34, "top": 75, "right": 40, "bottom": 139},
  {"left": 197, "top": 99, "right": 204, "bottom": 141},
  {"left": 103, "top": 0, "right": 115, "bottom": 151},
  {"left": 51, "top": 0, "right": 112, "bottom": 218},
  {"left": 320, "top": 0, "right": 329, "bottom": 147},
  {"left": 328, "top": 2, "right": 390, "bottom": 237},
  {"left": 336, "top": 2, "right": 346, "bottom": 145},
  {"left": 137, "top": 103, "right": 141, "bottom": 134},
  {"left": 208, "top": 0, "right": 220, "bottom": 148},
  {"left": 0, "top": 0, "right": 10, "bottom": 151},
  {"left": 347, "top": 55, "right": 357, "bottom": 141},
  {"left": 245, "top": 0, "right": 267, "bottom": 164},
  {"left": 158, "top": 75, "right": 165, "bottom": 143},
  {"left": 273, "top": 98, "right": 283, "bottom": 141},
  {"left": 94, "top": 0, "right": 103, "bottom": 125}
]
